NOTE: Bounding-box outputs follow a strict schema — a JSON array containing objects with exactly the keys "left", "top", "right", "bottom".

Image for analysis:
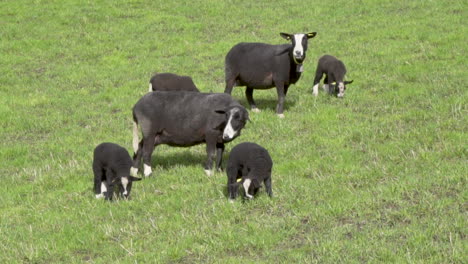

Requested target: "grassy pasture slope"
[{"left": 0, "top": 0, "right": 466, "bottom": 263}]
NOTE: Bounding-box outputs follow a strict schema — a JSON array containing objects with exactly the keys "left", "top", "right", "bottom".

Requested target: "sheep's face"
[
  {"left": 280, "top": 32, "right": 317, "bottom": 64},
  {"left": 216, "top": 106, "right": 249, "bottom": 142},
  {"left": 117, "top": 175, "right": 142, "bottom": 199},
  {"left": 333, "top": 80, "right": 353, "bottom": 98}
]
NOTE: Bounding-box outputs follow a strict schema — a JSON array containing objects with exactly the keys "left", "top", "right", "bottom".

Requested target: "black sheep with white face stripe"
[
  {"left": 224, "top": 32, "right": 317, "bottom": 117},
  {"left": 226, "top": 142, "right": 273, "bottom": 201},
  {"left": 92, "top": 143, "right": 141, "bottom": 201},
  {"left": 131, "top": 91, "right": 249, "bottom": 177}
]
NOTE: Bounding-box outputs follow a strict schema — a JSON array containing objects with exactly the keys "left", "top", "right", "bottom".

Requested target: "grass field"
[{"left": 0, "top": 0, "right": 466, "bottom": 263}]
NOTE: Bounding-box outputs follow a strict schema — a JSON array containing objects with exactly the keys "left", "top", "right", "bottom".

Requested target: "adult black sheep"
[{"left": 224, "top": 32, "right": 317, "bottom": 118}]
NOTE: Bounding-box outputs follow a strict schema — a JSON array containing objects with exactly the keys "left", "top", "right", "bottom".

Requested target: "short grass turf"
[{"left": 0, "top": 0, "right": 466, "bottom": 263}]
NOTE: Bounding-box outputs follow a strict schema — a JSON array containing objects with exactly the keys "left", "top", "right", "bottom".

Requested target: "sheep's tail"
[
  {"left": 148, "top": 82, "right": 153, "bottom": 92},
  {"left": 132, "top": 117, "right": 139, "bottom": 154}
]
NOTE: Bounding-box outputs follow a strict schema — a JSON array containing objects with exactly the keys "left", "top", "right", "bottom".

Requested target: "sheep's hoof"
[
  {"left": 228, "top": 199, "right": 235, "bottom": 204},
  {"left": 143, "top": 164, "right": 152, "bottom": 177},
  {"left": 252, "top": 108, "right": 261, "bottom": 113},
  {"left": 277, "top": 113, "right": 285, "bottom": 118},
  {"left": 312, "top": 92, "right": 318, "bottom": 97},
  {"left": 204, "top": 169, "right": 213, "bottom": 176}
]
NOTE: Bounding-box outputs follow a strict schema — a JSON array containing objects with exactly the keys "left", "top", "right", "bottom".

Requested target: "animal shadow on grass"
[
  {"left": 238, "top": 98, "right": 296, "bottom": 113},
  {"left": 150, "top": 151, "right": 206, "bottom": 170}
]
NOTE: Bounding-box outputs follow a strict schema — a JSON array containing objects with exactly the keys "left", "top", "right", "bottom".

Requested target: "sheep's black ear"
[
  {"left": 345, "top": 80, "right": 354, "bottom": 85},
  {"left": 280, "top": 32, "right": 292, "bottom": 40},
  {"left": 306, "top": 32, "right": 317, "bottom": 38},
  {"left": 129, "top": 176, "right": 142, "bottom": 182}
]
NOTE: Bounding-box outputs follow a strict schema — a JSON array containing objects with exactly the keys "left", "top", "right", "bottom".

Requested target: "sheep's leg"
[
  {"left": 105, "top": 169, "right": 114, "bottom": 201},
  {"left": 245, "top": 87, "right": 259, "bottom": 112},
  {"left": 275, "top": 82, "right": 286, "bottom": 118},
  {"left": 131, "top": 139, "right": 143, "bottom": 176},
  {"left": 264, "top": 176, "right": 273, "bottom": 197},
  {"left": 284, "top": 85, "right": 290, "bottom": 96},
  {"left": 204, "top": 134, "right": 217, "bottom": 176},
  {"left": 141, "top": 136, "right": 155, "bottom": 177},
  {"left": 224, "top": 78, "right": 236, "bottom": 94},
  {"left": 215, "top": 143, "right": 225, "bottom": 172},
  {"left": 93, "top": 163, "right": 104, "bottom": 198},
  {"left": 313, "top": 69, "right": 323, "bottom": 96},
  {"left": 227, "top": 166, "right": 240, "bottom": 200}
]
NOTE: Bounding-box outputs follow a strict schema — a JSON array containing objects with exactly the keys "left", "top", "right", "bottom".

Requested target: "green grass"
[{"left": 0, "top": 0, "right": 466, "bottom": 263}]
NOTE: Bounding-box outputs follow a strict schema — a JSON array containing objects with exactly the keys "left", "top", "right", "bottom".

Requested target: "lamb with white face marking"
[
  {"left": 312, "top": 55, "right": 353, "bottom": 98},
  {"left": 226, "top": 142, "right": 273, "bottom": 201},
  {"left": 92, "top": 142, "right": 141, "bottom": 201}
]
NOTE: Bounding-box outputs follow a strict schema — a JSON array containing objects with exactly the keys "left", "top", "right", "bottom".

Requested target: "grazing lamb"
[
  {"left": 312, "top": 55, "right": 353, "bottom": 98},
  {"left": 148, "top": 72, "right": 199, "bottom": 92},
  {"left": 93, "top": 142, "right": 142, "bottom": 200},
  {"left": 226, "top": 142, "right": 273, "bottom": 201},
  {"left": 131, "top": 91, "right": 249, "bottom": 177},
  {"left": 224, "top": 32, "right": 317, "bottom": 117}
]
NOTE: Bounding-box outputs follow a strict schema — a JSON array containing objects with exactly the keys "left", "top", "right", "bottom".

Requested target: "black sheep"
[
  {"left": 226, "top": 142, "right": 273, "bottom": 200},
  {"left": 312, "top": 55, "right": 353, "bottom": 98},
  {"left": 93, "top": 142, "right": 141, "bottom": 200},
  {"left": 148, "top": 72, "right": 199, "bottom": 92},
  {"left": 131, "top": 91, "right": 249, "bottom": 177},
  {"left": 224, "top": 32, "right": 317, "bottom": 117}
]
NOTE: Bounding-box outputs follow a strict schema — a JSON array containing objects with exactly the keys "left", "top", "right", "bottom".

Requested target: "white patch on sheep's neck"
[
  {"left": 148, "top": 83, "right": 153, "bottom": 92},
  {"left": 243, "top": 179, "right": 253, "bottom": 199},
  {"left": 337, "top": 82, "right": 345, "bottom": 97},
  {"left": 293, "top": 34, "right": 306, "bottom": 58},
  {"left": 121, "top": 177, "right": 129, "bottom": 196},
  {"left": 223, "top": 108, "right": 239, "bottom": 140},
  {"left": 143, "top": 164, "right": 152, "bottom": 177}
]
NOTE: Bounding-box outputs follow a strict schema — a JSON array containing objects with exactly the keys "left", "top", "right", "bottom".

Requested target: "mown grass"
[{"left": 0, "top": 0, "right": 466, "bottom": 263}]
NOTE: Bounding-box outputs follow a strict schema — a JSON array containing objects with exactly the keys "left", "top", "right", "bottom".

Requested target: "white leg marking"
[
  {"left": 223, "top": 108, "right": 239, "bottom": 140},
  {"left": 278, "top": 113, "right": 285, "bottom": 118},
  {"left": 121, "top": 177, "right": 129, "bottom": 196},
  {"left": 101, "top": 182, "right": 107, "bottom": 193},
  {"left": 96, "top": 182, "right": 107, "bottom": 198},
  {"left": 130, "top": 167, "right": 138, "bottom": 177},
  {"left": 243, "top": 179, "right": 253, "bottom": 199},
  {"left": 148, "top": 83, "right": 153, "bottom": 92},
  {"left": 252, "top": 108, "right": 261, "bottom": 113},
  {"left": 143, "top": 164, "right": 152, "bottom": 177},
  {"left": 204, "top": 169, "right": 213, "bottom": 176},
  {"left": 313, "top": 84, "right": 319, "bottom": 96},
  {"left": 293, "top": 34, "right": 306, "bottom": 58}
]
